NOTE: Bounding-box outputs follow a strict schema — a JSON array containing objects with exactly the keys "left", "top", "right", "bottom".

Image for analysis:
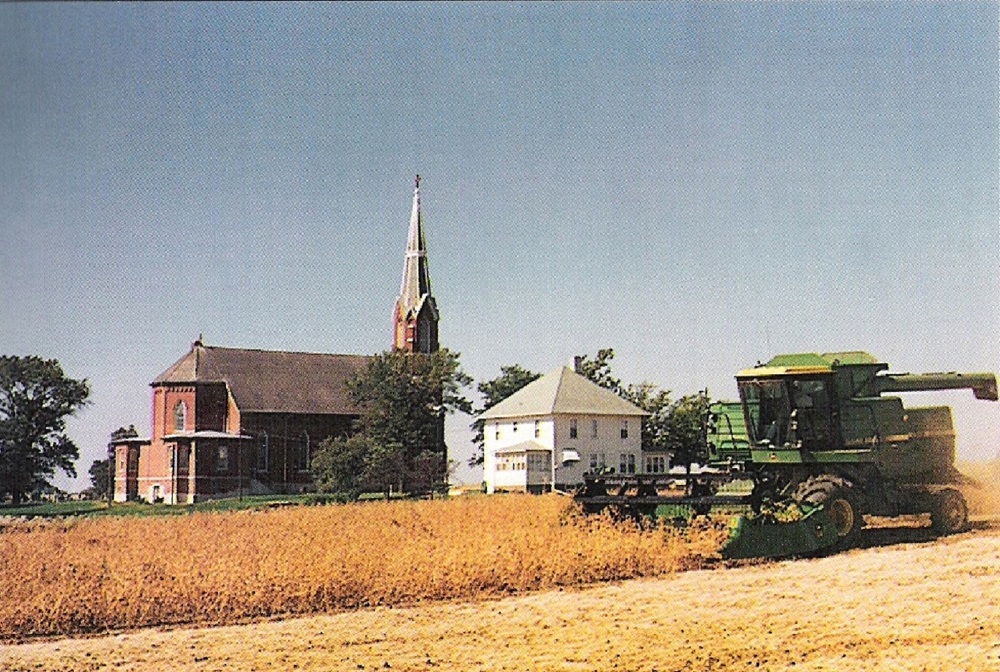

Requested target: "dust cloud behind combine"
[{"left": 960, "top": 460, "right": 1000, "bottom": 518}]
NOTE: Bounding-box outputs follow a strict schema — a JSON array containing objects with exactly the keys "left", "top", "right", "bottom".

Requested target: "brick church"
[{"left": 112, "top": 178, "right": 440, "bottom": 503}]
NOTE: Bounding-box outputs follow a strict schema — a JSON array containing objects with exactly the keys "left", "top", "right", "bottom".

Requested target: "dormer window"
[{"left": 174, "top": 401, "right": 187, "bottom": 432}]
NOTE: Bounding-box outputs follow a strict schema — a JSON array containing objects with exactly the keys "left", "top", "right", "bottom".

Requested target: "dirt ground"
[{"left": 3, "top": 517, "right": 999, "bottom": 672}]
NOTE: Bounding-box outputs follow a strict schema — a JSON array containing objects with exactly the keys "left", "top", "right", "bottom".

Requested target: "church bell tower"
[{"left": 393, "top": 175, "right": 439, "bottom": 353}]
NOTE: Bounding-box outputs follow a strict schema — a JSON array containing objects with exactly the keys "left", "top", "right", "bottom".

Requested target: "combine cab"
[{"left": 576, "top": 352, "right": 998, "bottom": 559}]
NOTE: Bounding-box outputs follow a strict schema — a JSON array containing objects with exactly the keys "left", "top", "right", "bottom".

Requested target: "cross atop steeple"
[{"left": 393, "top": 176, "right": 439, "bottom": 353}]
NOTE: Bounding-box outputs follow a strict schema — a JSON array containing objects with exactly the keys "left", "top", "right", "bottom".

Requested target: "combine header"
[{"left": 575, "top": 352, "right": 998, "bottom": 559}]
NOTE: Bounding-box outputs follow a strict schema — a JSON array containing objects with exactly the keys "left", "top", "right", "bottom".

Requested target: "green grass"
[
  {"left": 0, "top": 495, "right": 336, "bottom": 520},
  {"left": 0, "top": 500, "right": 110, "bottom": 518}
]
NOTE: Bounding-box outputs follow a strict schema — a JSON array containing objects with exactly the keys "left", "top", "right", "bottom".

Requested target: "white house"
[{"left": 480, "top": 366, "right": 648, "bottom": 494}]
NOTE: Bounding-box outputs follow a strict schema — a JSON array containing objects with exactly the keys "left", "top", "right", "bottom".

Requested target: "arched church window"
[
  {"left": 257, "top": 432, "right": 269, "bottom": 472},
  {"left": 174, "top": 401, "right": 187, "bottom": 432},
  {"left": 297, "top": 431, "right": 310, "bottom": 471}
]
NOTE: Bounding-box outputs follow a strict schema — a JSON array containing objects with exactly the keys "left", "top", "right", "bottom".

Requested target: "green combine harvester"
[{"left": 575, "top": 352, "right": 998, "bottom": 559}]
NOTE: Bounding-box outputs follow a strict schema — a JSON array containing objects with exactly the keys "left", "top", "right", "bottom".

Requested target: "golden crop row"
[{"left": 0, "top": 495, "right": 727, "bottom": 641}]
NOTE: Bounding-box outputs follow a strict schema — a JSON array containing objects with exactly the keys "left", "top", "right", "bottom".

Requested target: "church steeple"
[{"left": 393, "top": 175, "right": 439, "bottom": 353}]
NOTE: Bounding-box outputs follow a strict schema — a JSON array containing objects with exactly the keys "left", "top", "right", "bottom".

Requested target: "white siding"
[
  {"left": 484, "top": 414, "right": 643, "bottom": 493},
  {"left": 483, "top": 416, "right": 554, "bottom": 493},
  {"left": 552, "top": 415, "right": 642, "bottom": 488}
]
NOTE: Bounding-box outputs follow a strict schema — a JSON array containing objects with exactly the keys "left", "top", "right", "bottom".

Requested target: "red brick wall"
[
  {"left": 152, "top": 385, "right": 196, "bottom": 441},
  {"left": 113, "top": 444, "right": 140, "bottom": 501}
]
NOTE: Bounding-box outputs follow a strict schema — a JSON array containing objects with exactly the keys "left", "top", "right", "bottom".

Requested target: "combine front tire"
[
  {"left": 930, "top": 488, "right": 968, "bottom": 534},
  {"left": 795, "top": 476, "right": 862, "bottom": 550}
]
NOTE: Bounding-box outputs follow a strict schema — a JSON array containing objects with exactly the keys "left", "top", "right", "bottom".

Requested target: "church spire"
[{"left": 393, "top": 175, "right": 439, "bottom": 353}]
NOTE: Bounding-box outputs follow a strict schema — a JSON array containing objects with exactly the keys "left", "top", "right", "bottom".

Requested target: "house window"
[
  {"left": 620, "top": 419, "right": 629, "bottom": 439},
  {"left": 645, "top": 455, "right": 663, "bottom": 473},
  {"left": 494, "top": 423, "right": 500, "bottom": 441},
  {"left": 297, "top": 431, "right": 310, "bottom": 471},
  {"left": 174, "top": 401, "right": 187, "bottom": 432},
  {"left": 512, "top": 421, "right": 518, "bottom": 434},
  {"left": 589, "top": 453, "right": 606, "bottom": 472},
  {"left": 569, "top": 418, "right": 578, "bottom": 439},
  {"left": 217, "top": 445, "right": 229, "bottom": 472},
  {"left": 592, "top": 419, "right": 599, "bottom": 438},
  {"left": 534, "top": 420, "right": 540, "bottom": 438},
  {"left": 619, "top": 453, "right": 636, "bottom": 474},
  {"left": 256, "top": 432, "right": 268, "bottom": 472}
]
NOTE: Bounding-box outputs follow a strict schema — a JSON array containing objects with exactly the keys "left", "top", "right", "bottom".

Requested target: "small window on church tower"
[{"left": 174, "top": 401, "right": 187, "bottom": 432}]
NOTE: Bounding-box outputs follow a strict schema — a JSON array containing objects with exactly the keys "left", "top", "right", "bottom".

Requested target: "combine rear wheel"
[
  {"left": 795, "top": 476, "right": 862, "bottom": 551},
  {"left": 930, "top": 488, "right": 968, "bottom": 534}
]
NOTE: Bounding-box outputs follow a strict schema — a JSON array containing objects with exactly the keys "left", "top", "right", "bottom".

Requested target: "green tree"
[
  {"left": 346, "top": 349, "right": 472, "bottom": 493},
  {"left": 0, "top": 356, "right": 90, "bottom": 504},
  {"left": 468, "top": 364, "right": 542, "bottom": 466},
  {"left": 621, "top": 381, "right": 675, "bottom": 452},
  {"left": 363, "top": 440, "right": 407, "bottom": 500},
  {"left": 573, "top": 348, "right": 622, "bottom": 395},
  {"left": 661, "top": 393, "right": 711, "bottom": 466},
  {"left": 88, "top": 458, "right": 111, "bottom": 501},
  {"left": 411, "top": 449, "right": 455, "bottom": 497},
  {"left": 311, "top": 434, "right": 371, "bottom": 500},
  {"left": 314, "top": 440, "right": 456, "bottom": 501},
  {"left": 575, "top": 348, "right": 711, "bottom": 466}
]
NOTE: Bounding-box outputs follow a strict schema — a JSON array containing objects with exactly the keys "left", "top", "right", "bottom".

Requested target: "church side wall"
[
  {"left": 241, "top": 412, "right": 357, "bottom": 493},
  {"left": 113, "top": 444, "right": 141, "bottom": 502}
]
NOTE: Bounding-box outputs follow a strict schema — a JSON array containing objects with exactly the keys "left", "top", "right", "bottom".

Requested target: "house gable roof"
[
  {"left": 479, "top": 366, "right": 647, "bottom": 420},
  {"left": 153, "top": 343, "right": 369, "bottom": 415}
]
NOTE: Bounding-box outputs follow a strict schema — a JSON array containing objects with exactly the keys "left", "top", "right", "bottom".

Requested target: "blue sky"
[{"left": 2, "top": 2, "right": 998, "bottom": 489}]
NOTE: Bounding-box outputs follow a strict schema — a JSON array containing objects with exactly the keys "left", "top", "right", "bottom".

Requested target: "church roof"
[
  {"left": 152, "top": 342, "right": 369, "bottom": 415},
  {"left": 479, "top": 366, "right": 648, "bottom": 420}
]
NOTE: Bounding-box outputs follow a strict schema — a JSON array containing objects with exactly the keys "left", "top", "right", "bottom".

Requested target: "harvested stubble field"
[{"left": 0, "top": 494, "right": 725, "bottom": 641}]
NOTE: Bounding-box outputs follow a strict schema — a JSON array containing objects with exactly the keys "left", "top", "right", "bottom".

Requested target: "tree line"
[{"left": 1, "top": 349, "right": 710, "bottom": 504}]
